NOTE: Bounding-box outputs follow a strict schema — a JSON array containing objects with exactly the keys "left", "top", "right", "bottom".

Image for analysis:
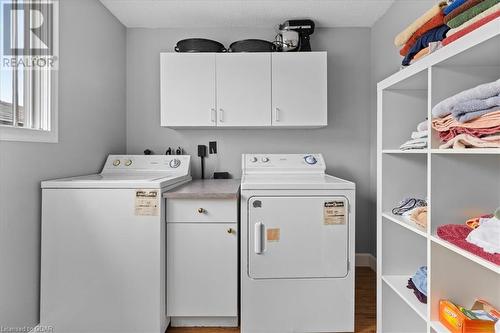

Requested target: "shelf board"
[
  {"left": 430, "top": 321, "right": 450, "bottom": 333},
  {"left": 382, "top": 149, "right": 428, "bottom": 154},
  {"left": 382, "top": 275, "right": 428, "bottom": 321},
  {"left": 430, "top": 148, "right": 500, "bottom": 155},
  {"left": 382, "top": 212, "right": 427, "bottom": 238},
  {"left": 430, "top": 235, "right": 500, "bottom": 274}
]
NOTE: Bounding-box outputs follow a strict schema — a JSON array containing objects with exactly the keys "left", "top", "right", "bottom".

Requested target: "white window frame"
[{"left": 0, "top": 0, "right": 58, "bottom": 143}]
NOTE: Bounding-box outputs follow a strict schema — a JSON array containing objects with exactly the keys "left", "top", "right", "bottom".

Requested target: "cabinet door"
[
  {"left": 272, "top": 52, "right": 327, "bottom": 127},
  {"left": 216, "top": 53, "right": 271, "bottom": 126},
  {"left": 167, "top": 223, "right": 237, "bottom": 317},
  {"left": 161, "top": 53, "right": 216, "bottom": 127}
]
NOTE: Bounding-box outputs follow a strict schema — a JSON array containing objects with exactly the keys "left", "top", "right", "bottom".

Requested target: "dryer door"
[{"left": 248, "top": 196, "right": 349, "bottom": 279}]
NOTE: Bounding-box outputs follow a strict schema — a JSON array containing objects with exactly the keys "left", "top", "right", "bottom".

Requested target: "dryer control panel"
[
  {"left": 242, "top": 154, "right": 326, "bottom": 174},
  {"left": 103, "top": 155, "right": 191, "bottom": 174}
]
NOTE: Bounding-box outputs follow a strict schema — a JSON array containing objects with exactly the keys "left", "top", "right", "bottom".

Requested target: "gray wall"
[
  {"left": 368, "top": 0, "right": 436, "bottom": 255},
  {"left": 126, "top": 27, "right": 374, "bottom": 254},
  {"left": 0, "top": 0, "right": 126, "bottom": 328}
]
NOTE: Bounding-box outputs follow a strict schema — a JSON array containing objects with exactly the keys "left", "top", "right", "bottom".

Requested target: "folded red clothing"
[
  {"left": 438, "top": 125, "right": 500, "bottom": 142},
  {"left": 400, "top": 12, "right": 445, "bottom": 56},
  {"left": 437, "top": 224, "right": 500, "bottom": 265},
  {"left": 443, "top": 10, "right": 500, "bottom": 46},
  {"left": 444, "top": 0, "right": 485, "bottom": 23}
]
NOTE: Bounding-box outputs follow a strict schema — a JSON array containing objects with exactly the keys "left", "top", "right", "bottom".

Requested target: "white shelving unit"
[{"left": 377, "top": 18, "right": 500, "bottom": 333}]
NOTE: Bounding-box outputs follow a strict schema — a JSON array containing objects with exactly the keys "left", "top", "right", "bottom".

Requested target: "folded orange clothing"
[
  {"left": 400, "top": 12, "right": 445, "bottom": 56},
  {"left": 412, "top": 47, "right": 430, "bottom": 62},
  {"left": 432, "top": 110, "right": 500, "bottom": 131},
  {"left": 444, "top": 0, "right": 485, "bottom": 23}
]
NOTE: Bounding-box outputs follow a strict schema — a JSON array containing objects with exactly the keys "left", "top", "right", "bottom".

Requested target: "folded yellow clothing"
[
  {"left": 394, "top": 1, "right": 448, "bottom": 47},
  {"left": 446, "top": 3, "right": 500, "bottom": 37},
  {"left": 410, "top": 207, "right": 428, "bottom": 229}
]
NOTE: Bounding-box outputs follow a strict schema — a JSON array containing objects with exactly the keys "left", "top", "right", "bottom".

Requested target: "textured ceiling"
[{"left": 100, "top": 0, "right": 395, "bottom": 28}]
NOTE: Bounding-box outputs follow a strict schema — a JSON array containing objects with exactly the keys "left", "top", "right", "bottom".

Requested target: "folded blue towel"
[
  {"left": 451, "top": 94, "right": 500, "bottom": 115},
  {"left": 444, "top": 0, "right": 469, "bottom": 15},
  {"left": 411, "top": 266, "right": 428, "bottom": 296},
  {"left": 433, "top": 79, "right": 500, "bottom": 118},
  {"left": 455, "top": 106, "right": 500, "bottom": 123},
  {"left": 402, "top": 25, "right": 450, "bottom": 66}
]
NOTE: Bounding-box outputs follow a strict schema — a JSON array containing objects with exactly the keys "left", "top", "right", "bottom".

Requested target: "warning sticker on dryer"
[
  {"left": 135, "top": 190, "right": 159, "bottom": 216},
  {"left": 324, "top": 201, "right": 346, "bottom": 225}
]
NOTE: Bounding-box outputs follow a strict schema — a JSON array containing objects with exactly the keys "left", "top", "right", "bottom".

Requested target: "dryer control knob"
[
  {"left": 261, "top": 157, "right": 269, "bottom": 163},
  {"left": 169, "top": 159, "right": 181, "bottom": 168},
  {"left": 304, "top": 155, "right": 317, "bottom": 165},
  {"left": 112, "top": 159, "right": 121, "bottom": 166}
]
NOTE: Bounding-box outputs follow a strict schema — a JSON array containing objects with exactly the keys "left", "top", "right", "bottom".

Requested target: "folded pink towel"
[{"left": 439, "top": 133, "right": 500, "bottom": 149}]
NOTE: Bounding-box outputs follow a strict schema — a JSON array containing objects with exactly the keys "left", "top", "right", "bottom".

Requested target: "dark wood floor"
[{"left": 168, "top": 267, "right": 376, "bottom": 333}]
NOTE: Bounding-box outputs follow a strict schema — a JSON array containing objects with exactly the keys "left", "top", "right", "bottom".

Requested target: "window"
[{"left": 0, "top": 0, "right": 58, "bottom": 142}]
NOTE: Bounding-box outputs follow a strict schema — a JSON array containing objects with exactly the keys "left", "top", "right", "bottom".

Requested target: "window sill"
[{"left": 0, "top": 126, "right": 58, "bottom": 143}]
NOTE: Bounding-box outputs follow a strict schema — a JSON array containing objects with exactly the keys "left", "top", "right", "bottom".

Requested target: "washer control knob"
[
  {"left": 250, "top": 157, "right": 258, "bottom": 163},
  {"left": 169, "top": 158, "right": 181, "bottom": 168},
  {"left": 261, "top": 157, "right": 269, "bottom": 163},
  {"left": 304, "top": 155, "right": 317, "bottom": 165},
  {"left": 112, "top": 159, "right": 121, "bottom": 166},
  {"left": 124, "top": 159, "right": 133, "bottom": 166}
]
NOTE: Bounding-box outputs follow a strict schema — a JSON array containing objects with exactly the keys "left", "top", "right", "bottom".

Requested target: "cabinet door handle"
[
  {"left": 274, "top": 108, "right": 280, "bottom": 122},
  {"left": 254, "top": 222, "right": 265, "bottom": 254},
  {"left": 219, "top": 109, "right": 224, "bottom": 123},
  {"left": 211, "top": 108, "right": 216, "bottom": 123},
  {"left": 227, "top": 228, "right": 234, "bottom": 234},
  {"left": 197, "top": 208, "right": 205, "bottom": 214}
]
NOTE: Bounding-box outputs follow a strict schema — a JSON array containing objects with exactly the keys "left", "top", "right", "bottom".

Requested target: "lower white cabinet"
[{"left": 166, "top": 199, "right": 238, "bottom": 319}]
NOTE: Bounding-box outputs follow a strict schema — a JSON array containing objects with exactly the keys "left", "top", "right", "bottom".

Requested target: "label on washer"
[
  {"left": 135, "top": 190, "right": 159, "bottom": 216},
  {"left": 324, "top": 201, "right": 346, "bottom": 225},
  {"left": 267, "top": 228, "right": 280, "bottom": 242}
]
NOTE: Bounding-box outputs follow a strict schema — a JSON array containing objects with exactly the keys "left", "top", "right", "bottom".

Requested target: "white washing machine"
[
  {"left": 40, "top": 155, "right": 191, "bottom": 333},
  {"left": 240, "top": 154, "right": 355, "bottom": 333}
]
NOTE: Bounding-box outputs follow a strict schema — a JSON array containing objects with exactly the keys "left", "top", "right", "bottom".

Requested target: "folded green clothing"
[{"left": 447, "top": 0, "right": 500, "bottom": 28}]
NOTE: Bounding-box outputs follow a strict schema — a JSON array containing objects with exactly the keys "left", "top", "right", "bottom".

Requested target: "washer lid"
[
  {"left": 241, "top": 174, "right": 355, "bottom": 190},
  {"left": 41, "top": 173, "right": 191, "bottom": 189}
]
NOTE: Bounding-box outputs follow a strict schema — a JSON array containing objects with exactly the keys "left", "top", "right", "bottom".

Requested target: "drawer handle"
[
  {"left": 227, "top": 228, "right": 234, "bottom": 234},
  {"left": 197, "top": 208, "right": 205, "bottom": 214}
]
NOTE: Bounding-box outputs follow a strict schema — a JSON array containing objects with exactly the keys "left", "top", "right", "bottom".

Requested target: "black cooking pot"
[
  {"left": 228, "top": 39, "right": 276, "bottom": 52},
  {"left": 174, "top": 38, "right": 227, "bottom": 53}
]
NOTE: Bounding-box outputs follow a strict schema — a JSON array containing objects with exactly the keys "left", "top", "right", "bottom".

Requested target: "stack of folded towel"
[
  {"left": 442, "top": 0, "right": 500, "bottom": 46},
  {"left": 431, "top": 78, "right": 500, "bottom": 149},
  {"left": 399, "top": 120, "right": 429, "bottom": 150},
  {"left": 395, "top": 1, "right": 449, "bottom": 66},
  {"left": 395, "top": 0, "right": 500, "bottom": 66}
]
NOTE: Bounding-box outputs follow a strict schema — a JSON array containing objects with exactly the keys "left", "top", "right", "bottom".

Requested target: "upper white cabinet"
[
  {"left": 272, "top": 52, "right": 327, "bottom": 127},
  {"left": 216, "top": 53, "right": 271, "bottom": 127},
  {"left": 160, "top": 53, "right": 216, "bottom": 127},
  {"left": 160, "top": 52, "right": 327, "bottom": 128}
]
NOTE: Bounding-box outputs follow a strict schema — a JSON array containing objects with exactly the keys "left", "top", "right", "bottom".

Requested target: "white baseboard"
[
  {"left": 171, "top": 316, "right": 238, "bottom": 327},
  {"left": 355, "top": 253, "right": 376, "bottom": 272}
]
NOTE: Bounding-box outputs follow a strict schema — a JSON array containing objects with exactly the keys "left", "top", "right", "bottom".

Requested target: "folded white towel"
[
  {"left": 400, "top": 137, "right": 428, "bottom": 150},
  {"left": 466, "top": 216, "right": 500, "bottom": 254},
  {"left": 416, "top": 120, "right": 428, "bottom": 132},
  {"left": 411, "top": 130, "right": 428, "bottom": 140}
]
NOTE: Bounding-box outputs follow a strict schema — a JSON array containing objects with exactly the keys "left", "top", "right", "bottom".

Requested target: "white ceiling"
[{"left": 100, "top": 0, "right": 395, "bottom": 28}]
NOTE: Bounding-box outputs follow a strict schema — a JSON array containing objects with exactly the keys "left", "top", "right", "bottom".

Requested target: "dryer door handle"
[{"left": 254, "top": 222, "right": 265, "bottom": 254}]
